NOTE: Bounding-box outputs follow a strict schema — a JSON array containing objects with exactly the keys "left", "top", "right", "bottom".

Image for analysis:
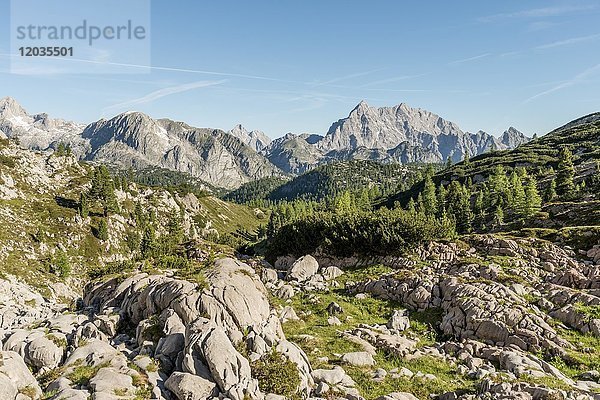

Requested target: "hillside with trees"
[{"left": 225, "top": 160, "right": 433, "bottom": 205}]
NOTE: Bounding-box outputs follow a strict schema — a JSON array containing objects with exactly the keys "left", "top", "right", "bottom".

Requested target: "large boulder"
[
  {"left": 275, "top": 340, "right": 314, "bottom": 396},
  {"left": 183, "top": 318, "right": 261, "bottom": 400},
  {"left": 286, "top": 256, "right": 319, "bottom": 282},
  {"left": 0, "top": 351, "right": 42, "bottom": 398},
  {"left": 341, "top": 351, "right": 375, "bottom": 367},
  {"left": 89, "top": 367, "right": 136, "bottom": 395},
  {"left": 25, "top": 335, "right": 63, "bottom": 369},
  {"left": 64, "top": 339, "right": 119, "bottom": 366},
  {"left": 0, "top": 374, "right": 17, "bottom": 400},
  {"left": 321, "top": 266, "right": 344, "bottom": 281},
  {"left": 200, "top": 258, "right": 271, "bottom": 337},
  {"left": 165, "top": 372, "right": 218, "bottom": 400}
]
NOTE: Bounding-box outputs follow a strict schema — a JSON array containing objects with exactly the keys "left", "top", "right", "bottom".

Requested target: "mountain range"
[{"left": 0, "top": 96, "right": 529, "bottom": 188}]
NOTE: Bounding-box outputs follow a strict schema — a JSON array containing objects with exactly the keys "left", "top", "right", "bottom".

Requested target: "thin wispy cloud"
[
  {"left": 0, "top": 52, "right": 299, "bottom": 83},
  {"left": 359, "top": 73, "right": 429, "bottom": 87},
  {"left": 523, "top": 62, "right": 600, "bottom": 103},
  {"left": 104, "top": 80, "right": 227, "bottom": 112},
  {"left": 527, "top": 21, "right": 561, "bottom": 32},
  {"left": 480, "top": 4, "right": 597, "bottom": 22},
  {"left": 313, "top": 68, "right": 386, "bottom": 87},
  {"left": 448, "top": 53, "right": 491, "bottom": 65},
  {"left": 536, "top": 33, "right": 600, "bottom": 49}
]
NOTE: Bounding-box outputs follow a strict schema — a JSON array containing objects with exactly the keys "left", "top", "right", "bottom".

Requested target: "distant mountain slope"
[
  {"left": 263, "top": 133, "right": 326, "bottom": 174},
  {"left": 81, "top": 112, "right": 283, "bottom": 189},
  {"left": 500, "top": 127, "right": 529, "bottom": 148},
  {"left": 313, "top": 101, "right": 529, "bottom": 163},
  {"left": 223, "top": 176, "right": 289, "bottom": 204}
]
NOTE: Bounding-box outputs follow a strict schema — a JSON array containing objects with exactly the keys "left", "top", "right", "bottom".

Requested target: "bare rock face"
[
  {"left": 263, "top": 133, "right": 325, "bottom": 174},
  {"left": 387, "top": 309, "right": 410, "bottom": 332},
  {"left": 316, "top": 101, "right": 528, "bottom": 163},
  {"left": 229, "top": 124, "right": 272, "bottom": 152},
  {"left": 501, "top": 126, "right": 530, "bottom": 148}
]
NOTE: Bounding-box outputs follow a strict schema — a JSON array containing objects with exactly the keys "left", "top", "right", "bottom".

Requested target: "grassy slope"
[
  {"left": 195, "top": 196, "right": 267, "bottom": 235},
  {"left": 273, "top": 265, "right": 475, "bottom": 400}
]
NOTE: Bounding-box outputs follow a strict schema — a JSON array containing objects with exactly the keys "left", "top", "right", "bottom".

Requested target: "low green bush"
[
  {"left": 266, "top": 208, "right": 455, "bottom": 259},
  {"left": 251, "top": 350, "right": 301, "bottom": 399}
]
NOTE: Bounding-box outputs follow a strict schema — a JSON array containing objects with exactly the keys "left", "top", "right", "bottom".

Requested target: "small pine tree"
[
  {"left": 102, "top": 180, "right": 119, "bottom": 216},
  {"left": 473, "top": 190, "right": 485, "bottom": 230},
  {"left": 543, "top": 179, "right": 557, "bottom": 203},
  {"left": 165, "top": 212, "right": 185, "bottom": 253},
  {"left": 509, "top": 171, "right": 526, "bottom": 217},
  {"left": 334, "top": 191, "right": 354, "bottom": 214},
  {"left": 134, "top": 202, "right": 146, "bottom": 227},
  {"left": 446, "top": 181, "right": 473, "bottom": 233},
  {"left": 493, "top": 205, "right": 504, "bottom": 227},
  {"left": 436, "top": 184, "right": 447, "bottom": 217},
  {"left": 592, "top": 161, "right": 600, "bottom": 190},
  {"left": 88, "top": 165, "right": 119, "bottom": 216},
  {"left": 79, "top": 193, "right": 89, "bottom": 218},
  {"left": 488, "top": 165, "right": 510, "bottom": 208},
  {"left": 406, "top": 198, "right": 417, "bottom": 213},
  {"left": 141, "top": 225, "right": 156, "bottom": 258},
  {"left": 422, "top": 175, "right": 438, "bottom": 216},
  {"left": 49, "top": 250, "right": 71, "bottom": 277},
  {"left": 556, "top": 147, "right": 575, "bottom": 198},
  {"left": 55, "top": 142, "right": 72, "bottom": 157},
  {"left": 523, "top": 176, "right": 542, "bottom": 218},
  {"left": 97, "top": 219, "right": 109, "bottom": 241}
]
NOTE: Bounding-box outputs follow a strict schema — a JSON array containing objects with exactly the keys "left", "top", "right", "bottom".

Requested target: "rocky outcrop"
[
  {"left": 80, "top": 257, "right": 312, "bottom": 399},
  {"left": 0, "top": 350, "right": 43, "bottom": 398},
  {"left": 348, "top": 236, "right": 600, "bottom": 351}
]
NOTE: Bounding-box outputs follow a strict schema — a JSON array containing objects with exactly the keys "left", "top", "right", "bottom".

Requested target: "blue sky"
[{"left": 1, "top": 1, "right": 599, "bottom": 139}]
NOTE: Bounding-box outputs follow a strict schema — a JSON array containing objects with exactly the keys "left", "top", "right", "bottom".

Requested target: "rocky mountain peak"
[
  {"left": 500, "top": 126, "right": 529, "bottom": 148},
  {"left": 0, "top": 97, "right": 28, "bottom": 119},
  {"left": 351, "top": 100, "right": 371, "bottom": 114},
  {"left": 228, "top": 124, "right": 271, "bottom": 152}
]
